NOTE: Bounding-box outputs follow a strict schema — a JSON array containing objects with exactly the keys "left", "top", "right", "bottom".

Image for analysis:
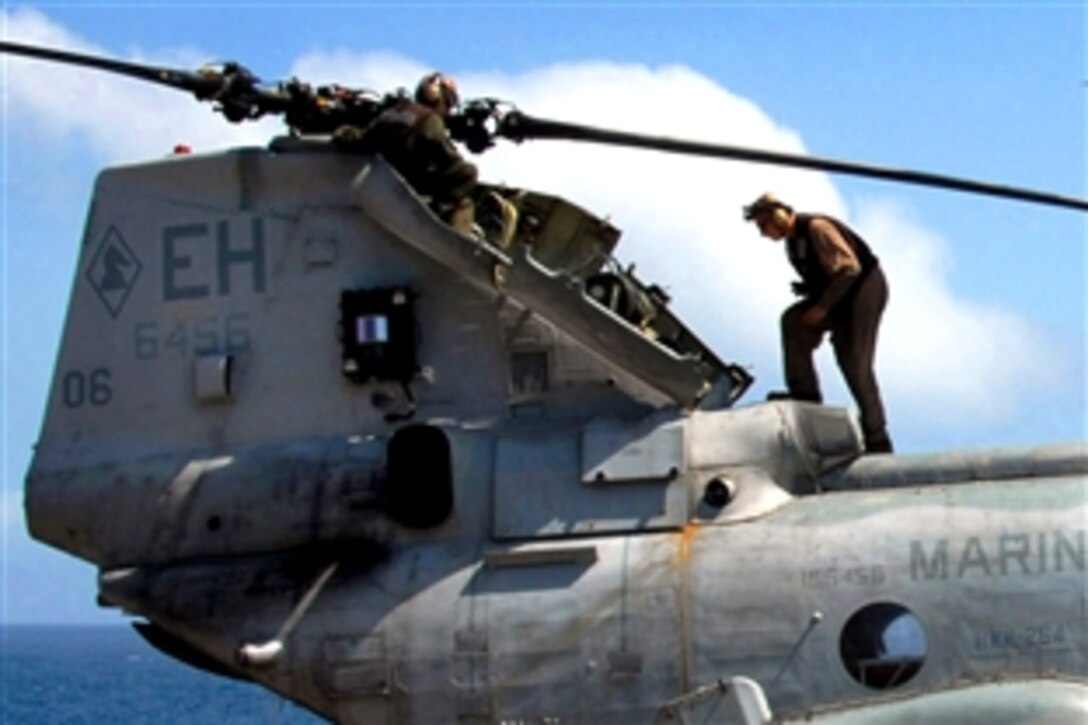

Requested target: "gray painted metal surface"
[{"left": 26, "top": 143, "right": 1088, "bottom": 723}]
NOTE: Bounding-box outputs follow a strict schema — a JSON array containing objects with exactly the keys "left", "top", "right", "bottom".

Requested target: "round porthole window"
[{"left": 840, "top": 602, "right": 926, "bottom": 689}]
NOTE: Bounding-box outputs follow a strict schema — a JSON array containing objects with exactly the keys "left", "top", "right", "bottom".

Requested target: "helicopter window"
[
  {"left": 386, "top": 424, "right": 453, "bottom": 529},
  {"left": 340, "top": 287, "right": 418, "bottom": 384},
  {"left": 839, "top": 602, "right": 926, "bottom": 690}
]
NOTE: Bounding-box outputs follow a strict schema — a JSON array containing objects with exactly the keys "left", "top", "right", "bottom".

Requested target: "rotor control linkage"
[{"left": 0, "top": 40, "right": 387, "bottom": 133}]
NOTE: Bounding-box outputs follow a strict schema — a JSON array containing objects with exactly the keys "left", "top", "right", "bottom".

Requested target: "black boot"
[{"left": 864, "top": 431, "right": 894, "bottom": 454}]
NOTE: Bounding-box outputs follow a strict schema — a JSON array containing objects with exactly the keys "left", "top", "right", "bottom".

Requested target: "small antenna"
[
  {"left": 770, "top": 610, "right": 823, "bottom": 688},
  {"left": 236, "top": 561, "right": 340, "bottom": 668}
]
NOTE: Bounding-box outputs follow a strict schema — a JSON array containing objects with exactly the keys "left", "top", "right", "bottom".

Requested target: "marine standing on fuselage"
[{"left": 743, "top": 193, "right": 894, "bottom": 454}]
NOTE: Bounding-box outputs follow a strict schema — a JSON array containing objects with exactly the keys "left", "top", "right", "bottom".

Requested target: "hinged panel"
[
  {"left": 493, "top": 426, "right": 685, "bottom": 540},
  {"left": 581, "top": 415, "right": 685, "bottom": 484}
]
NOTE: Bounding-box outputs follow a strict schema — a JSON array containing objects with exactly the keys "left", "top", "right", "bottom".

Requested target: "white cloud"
[
  {"left": 2, "top": 13, "right": 1068, "bottom": 436},
  {"left": 290, "top": 48, "right": 429, "bottom": 96},
  {"left": 856, "top": 200, "right": 1065, "bottom": 428},
  {"left": 3, "top": 7, "right": 279, "bottom": 162}
]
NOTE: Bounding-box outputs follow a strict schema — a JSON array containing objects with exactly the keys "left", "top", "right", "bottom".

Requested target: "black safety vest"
[{"left": 786, "top": 214, "right": 878, "bottom": 302}]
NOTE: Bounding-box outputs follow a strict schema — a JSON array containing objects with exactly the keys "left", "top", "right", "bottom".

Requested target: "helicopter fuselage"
[{"left": 25, "top": 143, "right": 1088, "bottom": 723}]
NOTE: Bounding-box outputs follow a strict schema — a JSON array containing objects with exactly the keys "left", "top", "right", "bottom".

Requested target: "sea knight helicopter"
[{"left": 5, "top": 41, "right": 1087, "bottom": 723}]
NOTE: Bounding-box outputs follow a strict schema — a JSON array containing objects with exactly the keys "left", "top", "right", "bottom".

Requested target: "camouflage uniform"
[{"left": 342, "top": 98, "right": 478, "bottom": 229}]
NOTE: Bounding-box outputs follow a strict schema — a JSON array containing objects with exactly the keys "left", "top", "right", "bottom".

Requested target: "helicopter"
[{"left": 4, "top": 39, "right": 1087, "bottom": 723}]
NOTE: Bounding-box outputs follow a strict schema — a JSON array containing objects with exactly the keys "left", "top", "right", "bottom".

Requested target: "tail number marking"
[
  {"left": 61, "top": 368, "right": 113, "bottom": 408},
  {"left": 134, "top": 314, "right": 251, "bottom": 360}
]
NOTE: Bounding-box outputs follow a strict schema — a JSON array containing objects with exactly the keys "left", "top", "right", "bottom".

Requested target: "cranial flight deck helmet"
[{"left": 415, "top": 72, "right": 460, "bottom": 112}]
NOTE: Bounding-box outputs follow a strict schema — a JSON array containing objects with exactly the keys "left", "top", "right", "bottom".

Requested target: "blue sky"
[{"left": 1, "top": 3, "right": 1084, "bottom": 624}]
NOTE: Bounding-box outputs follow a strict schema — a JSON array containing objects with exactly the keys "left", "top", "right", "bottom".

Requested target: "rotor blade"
[
  {"left": 499, "top": 112, "right": 1088, "bottom": 213},
  {"left": 0, "top": 40, "right": 226, "bottom": 97}
]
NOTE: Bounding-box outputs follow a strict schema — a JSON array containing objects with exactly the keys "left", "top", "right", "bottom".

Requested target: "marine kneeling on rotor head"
[
  {"left": 334, "top": 72, "right": 515, "bottom": 249},
  {"left": 744, "top": 193, "right": 894, "bottom": 454}
]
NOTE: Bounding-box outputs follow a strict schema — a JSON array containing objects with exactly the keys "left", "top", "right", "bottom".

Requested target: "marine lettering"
[
  {"left": 957, "top": 537, "right": 992, "bottom": 577},
  {"left": 910, "top": 530, "right": 1086, "bottom": 581},
  {"left": 1055, "top": 529, "right": 1085, "bottom": 572},
  {"left": 999, "top": 533, "right": 1030, "bottom": 575},
  {"left": 216, "top": 218, "right": 266, "bottom": 295},
  {"left": 163, "top": 223, "right": 210, "bottom": 300},
  {"left": 910, "top": 539, "right": 948, "bottom": 581},
  {"left": 162, "top": 217, "right": 267, "bottom": 301}
]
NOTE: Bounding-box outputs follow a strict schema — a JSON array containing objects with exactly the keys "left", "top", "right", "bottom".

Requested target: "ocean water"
[{"left": 1, "top": 626, "right": 326, "bottom": 724}]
